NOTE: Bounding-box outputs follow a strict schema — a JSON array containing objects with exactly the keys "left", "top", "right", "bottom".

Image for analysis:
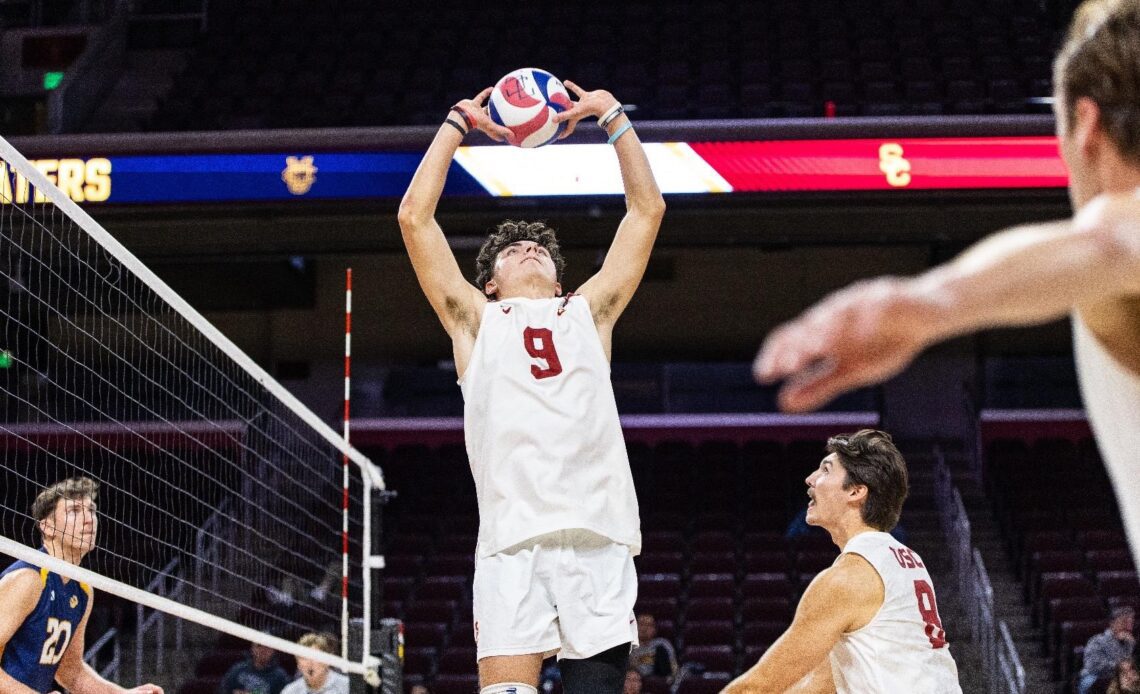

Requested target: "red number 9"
[
  {"left": 523, "top": 327, "right": 563, "bottom": 379},
  {"left": 913, "top": 579, "right": 947, "bottom": 648}
]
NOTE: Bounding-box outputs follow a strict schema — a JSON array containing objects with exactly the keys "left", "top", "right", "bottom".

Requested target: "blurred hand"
[
  {"left": 753, "top": 277, "right": 932, "bottom": 412},
  {"left": 552, "top": 81, "right": 620, "bottom": 139},
  {"left": 124, "top": 685, "right": 164, "bottom": 694},
  {"left": 453, "top": 87, "right": 513, "bottom": 142}
]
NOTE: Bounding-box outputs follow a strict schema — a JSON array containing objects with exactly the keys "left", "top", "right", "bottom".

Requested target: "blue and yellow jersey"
[{"left": 0, "top": 552, "right": 91, "bottom": 693}]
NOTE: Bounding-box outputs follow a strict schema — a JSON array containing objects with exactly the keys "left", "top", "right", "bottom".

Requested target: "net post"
[
  {"left": 349, "top": 617, "right": 403, "bottom": 694},
  {"left": 377, "top": 618, "right": 404, "bottom": 694}
]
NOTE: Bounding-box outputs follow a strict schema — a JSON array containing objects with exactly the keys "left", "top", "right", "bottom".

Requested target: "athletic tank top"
[
  {"left": 1073, "top": 314, "right": 1140, "bottom": 557},
  {"left": 0, "top": 552, "right": 91, "bottom": 693},
  {"left": 460, "top": 294, "right": 640, "bottom": 557},
  {"left": 829, "top": 532, "right": 961, "bottom": 693}
]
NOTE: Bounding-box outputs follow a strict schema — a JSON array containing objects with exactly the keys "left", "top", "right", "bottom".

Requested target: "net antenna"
[{"left": 0, "top": 135, "right": 385, "bottom": 682}]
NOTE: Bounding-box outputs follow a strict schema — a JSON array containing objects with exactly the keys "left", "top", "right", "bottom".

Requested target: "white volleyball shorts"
[{"left": 472, "top": 529, "right": 639, "bottom": 661}]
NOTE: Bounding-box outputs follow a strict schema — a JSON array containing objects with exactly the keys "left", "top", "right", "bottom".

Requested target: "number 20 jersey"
[
  {"left": 0, "top": 556, "right": 90, "bottom": 693},
  {"left": 460, "top": 295, "right": 641, "bottom": 558},
  {"left": 830, "top": 532, "right": 961, "bottom": 693}
]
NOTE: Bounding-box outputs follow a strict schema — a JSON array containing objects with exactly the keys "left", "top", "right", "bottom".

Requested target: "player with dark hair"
[
  {"left": 0, "top": 477, "right": 163, "bottom": 694},
  {"left": 398, "top": 82, "right": 664, "bottom": 694},
  {"left": 724, "top": 431, "right": 961, "bottom": 693}
]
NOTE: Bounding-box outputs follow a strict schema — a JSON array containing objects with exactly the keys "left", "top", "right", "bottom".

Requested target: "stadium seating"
[
  {"left": 985, "top": 436, "right": 1139, "bottom": 687},
  {"left": 193, "top": 435, "right": 925, "bottom": 690},
  {"left": 139, "top": 0, "right": 1069, "bottom": 132}
]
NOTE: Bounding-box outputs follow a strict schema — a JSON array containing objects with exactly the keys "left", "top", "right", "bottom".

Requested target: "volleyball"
[{"left": 488, "top": 67, "right": 572, "bottom": 148}]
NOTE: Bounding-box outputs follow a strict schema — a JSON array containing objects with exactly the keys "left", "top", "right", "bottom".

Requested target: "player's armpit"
[
  {"left": 576, "top": 205, "right": 664, "bottom": 327},
  {"left": 722, "top": 557, "right": 881, "bottom": 693},
  {"left": 0, "top": 588, "right": 45, "bottom": 694},
  {"left": 397, "top": 111, "right": 489, "bottom": 342},
  {"left": 576, "top": 122, "right": 664, "bottom": 327},
  {"left": 0, "top": 569, "right": 45, "bottom": 653},
  {"left": 398, "top": 213, "right": 486, "bottom": 340}
]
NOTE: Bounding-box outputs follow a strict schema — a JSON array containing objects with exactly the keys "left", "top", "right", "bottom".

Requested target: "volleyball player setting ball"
[{"left": 399, "top": 71, "right": 663, "bottom": 694}]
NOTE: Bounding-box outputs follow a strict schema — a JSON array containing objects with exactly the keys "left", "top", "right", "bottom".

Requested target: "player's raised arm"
[
  {"left": 397, "top": 88, "right": 512, "bottom": 340},
  {"left": 557, "top": 82, "right": 666, "bottom": 329},
  {"left": 55, "top": 597, "right": 162, "bottom": 694},
  {"left": 0, "top": 569, "right": 49, "bottom": 694},
  {"left": 722, "top": 555, "right": 880, "bottom": 694},
  {"left": 755, "top": 190, "right": 1140, "bottom": 412}
]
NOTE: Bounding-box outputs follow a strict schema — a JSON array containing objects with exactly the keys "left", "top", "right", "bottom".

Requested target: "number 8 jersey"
[
  {"left": 830, "top": 532, "right": 962, "bottom": 693},
  {"left": 460, "top": 295, "right": 641, "bottom": 558},
  {"left": 1, "top": 553, "right": 90, "bottom": 693}
]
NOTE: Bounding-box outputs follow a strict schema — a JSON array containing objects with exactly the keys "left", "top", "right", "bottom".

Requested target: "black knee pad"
[{"left": 559, "top": 643, "right": 631, "bottom": 694}]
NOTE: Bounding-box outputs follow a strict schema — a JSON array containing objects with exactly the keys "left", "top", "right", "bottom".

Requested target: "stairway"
[
  {"left": 964, "top": 491, "right": 1056, "bottom": 692},
  {"left": 902, "top": 447, "right": 986, "bottom": 693},
  {"left": 895, "top": 441, "right": 1054, "bottom": 693}
]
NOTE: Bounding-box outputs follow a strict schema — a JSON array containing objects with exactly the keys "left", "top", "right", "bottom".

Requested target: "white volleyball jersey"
[
  {"left": 460, "top": 294, "right": 641, "bottom": 558},
  {"left": 830, "top": 532, "right": 961, "bottom": 694},
  {"left": 1074, "top": 314, "right": 1140, "bottom": 559}
]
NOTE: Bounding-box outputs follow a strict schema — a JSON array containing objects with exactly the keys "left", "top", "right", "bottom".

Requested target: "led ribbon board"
[{"left": 1, "top": 137, "right": 1067, "bottom": 205}]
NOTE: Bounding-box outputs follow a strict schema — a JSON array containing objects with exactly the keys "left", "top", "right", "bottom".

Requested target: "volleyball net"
[{"left": 0, "top": 134, "right": 385, "bottom": 681}]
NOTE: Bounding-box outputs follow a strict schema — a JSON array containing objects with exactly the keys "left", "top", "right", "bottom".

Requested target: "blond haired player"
[
  {"left": 398, "top": 80, "right": 664, "bottom": 694},
  {"left": 0, "top": 477, "right": 163, "bottom": 694},
  {"left": 282, "top": 633, "right": 346, "bottom": 694}
]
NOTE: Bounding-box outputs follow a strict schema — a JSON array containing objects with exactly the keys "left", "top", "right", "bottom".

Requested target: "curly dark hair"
[{"left": 474, "top": 220, "right": 566, "bottom": 297}]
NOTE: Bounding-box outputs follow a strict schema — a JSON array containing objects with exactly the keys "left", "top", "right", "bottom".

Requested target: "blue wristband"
[{"left": 607, "top": 121, "right": 633, "bottom": 145}]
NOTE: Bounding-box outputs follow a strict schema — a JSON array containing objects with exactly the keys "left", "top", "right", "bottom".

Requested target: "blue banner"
[{"left": 15, "top": 152, "right": 488, "bottom": 205}]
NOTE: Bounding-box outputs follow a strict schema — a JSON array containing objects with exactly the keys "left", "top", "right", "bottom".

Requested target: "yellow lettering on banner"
[
  {"left": 32, "top": 159, "right": 58, "bottom": 203},
  {"left": 13, "top": 171, "right": 31, "bottom": 204},
  {"left": 57, "top": 159, "right": 87, "bottom": 201},
  {"left": 0, "top": 162, "right": 11, "bottom": 203},
  {"left": 84, "top": 158, "right": 111, "bottom": 202},
  {"left": 879, "top": 143, "right": 912, "bottom": 187},
  {"left": 0, "top": 158, "right": 113, "bottom": 204}
]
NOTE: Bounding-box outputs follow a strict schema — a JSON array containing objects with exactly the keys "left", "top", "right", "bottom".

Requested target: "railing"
[
  {"left": 193, "top": 497, "right": 233, "bottom": 605},
  {"left": 934, "top": 448, "right": 973, "bottom": 599},
  {"left": 997, "top": 621, "right": 1028, "bottom": 694},
  {"left": 135, "top": 556, "right": 185, "bottom": 685},
  {"left": 933, "top": 450, "right": 1026, "bottom": 694},
  {"left": 84, "top": 626, "right": 120, "bottom": 681},
  {"left": 970, "top": 549, "right": 997, "bottom": 674}
]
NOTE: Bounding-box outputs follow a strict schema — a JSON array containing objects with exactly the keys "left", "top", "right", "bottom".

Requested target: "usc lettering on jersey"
[{"left": 830, "top": 532, "right": 962, "bottom": 694}]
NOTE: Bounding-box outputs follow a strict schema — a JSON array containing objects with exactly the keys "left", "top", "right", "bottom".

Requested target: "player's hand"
[
  {"left": 552, "top": 81, "right": 619, "bottom": 139},
  {"left": 453, "top": 87, "right": 513, "bottom": 142},
  {"left": 123, "top": 684, "right": 164, "bottom": 694},
  {"left": 753, "top": 277, "right": 931, "bottom": 412}
]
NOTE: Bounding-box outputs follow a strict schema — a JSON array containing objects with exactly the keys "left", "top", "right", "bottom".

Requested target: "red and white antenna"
[{"left": 341, "top": 267, "right": 352, "bottom": 658}]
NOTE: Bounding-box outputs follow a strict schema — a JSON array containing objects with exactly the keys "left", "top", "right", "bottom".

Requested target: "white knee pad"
[{"left": 481, "top": 684, "right": 538, "bottom": 694}]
